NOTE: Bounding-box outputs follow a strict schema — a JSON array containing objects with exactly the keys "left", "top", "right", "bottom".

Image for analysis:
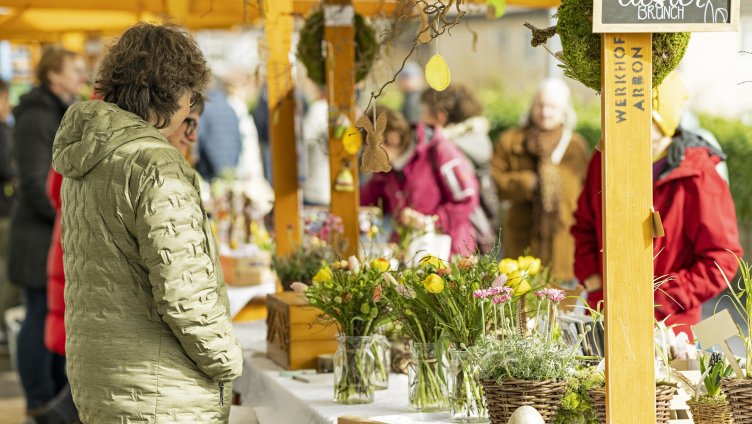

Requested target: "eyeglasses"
[{"left": 183, "top": 117, "right": 198, "bottom": 137}]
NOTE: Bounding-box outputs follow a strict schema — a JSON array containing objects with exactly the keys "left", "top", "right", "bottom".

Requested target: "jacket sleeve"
[
  {"left": 432, "top": 143, "right": 479, "bottom": 233},
  {"left": 134, "top": 160, "right": 243, "bottom": 383},
  {"left": 0, "top": 126, "right": 14, "bottom": 183},
  {"left": 653, "top": 167, "right": 743, "bottom": 317},
  {"left": 491, "top": 130, "right": 537, "bottom": 201},
  {"left": 571, "top": 152, "right": 602, "bottom": 283},
  {"left": 13, "top": 108, "right": 56, "bottom": 222}
]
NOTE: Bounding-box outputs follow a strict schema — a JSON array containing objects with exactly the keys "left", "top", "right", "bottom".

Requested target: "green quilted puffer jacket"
[{"left": 52, "top": 100, "right": 243, "bottom": 423}]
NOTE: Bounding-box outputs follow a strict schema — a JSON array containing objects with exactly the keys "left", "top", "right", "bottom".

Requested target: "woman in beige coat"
[{"left": 491, "top": 79, "right": 590, "bottom": 285}]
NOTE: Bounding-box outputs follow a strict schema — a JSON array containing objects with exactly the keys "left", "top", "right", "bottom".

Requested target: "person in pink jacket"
[{"left": 360, "top": 107, "right": 479, "bottom": 255}]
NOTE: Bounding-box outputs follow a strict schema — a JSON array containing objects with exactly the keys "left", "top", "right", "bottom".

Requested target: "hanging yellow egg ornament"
[
  {"left": 425, "top": 54, "right": 451, "bottom": 91},
  {"left": 341, "top": 127, "right": 362, "bottom": 155}
]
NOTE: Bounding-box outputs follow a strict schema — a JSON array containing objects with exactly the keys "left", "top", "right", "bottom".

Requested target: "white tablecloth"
[
  {"left": 233, "top": 321, "right": 457, "bottom": 424},
  {"left": 227, "top": 280, "right": 276, "bottom": 317}
]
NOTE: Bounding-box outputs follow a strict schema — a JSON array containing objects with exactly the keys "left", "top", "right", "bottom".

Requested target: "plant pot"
[
  {"left": 447, "top": 349, "right": 489, "bottom": 423},
  {"left": 722, "top": 378, "right": 752, "bottom": 423},
  {"left": 408, "top": 342, "right": 448, "bottom": 412},
  {"left": 480, "top": 379, "right": 567, "bottom": 423},
  {"left": 589, "top": 384, "right": 676, "bottom": 424},
  {"left": 334, "top": 336, "right": 375, "bottom": 404},
  {"left": 687, "top": 398, "right": 734, "bottom": 424}
]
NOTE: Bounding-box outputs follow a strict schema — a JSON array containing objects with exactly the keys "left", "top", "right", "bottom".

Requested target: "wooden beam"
[
  {"left": 165, "top": 0, "right": 189, "bottom": 24},
  {"left": 265, "top": 0, "right": 301, "bottom": 257},
  {"left": 601, "top": 33, "right": 655, "bottom": 424},
  {"left": 325, "top": 0, "right": 359, "bottom": 257},
  {"left": 0, "top": 0, "right": 165, "bottom": 11}
]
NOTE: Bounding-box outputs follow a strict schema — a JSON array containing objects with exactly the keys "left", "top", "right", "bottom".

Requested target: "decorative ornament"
[
  {"left": 341, "top": 127, "right": 362, "bottom": 155},
  {"left": 296, "top": 10, "right": 378, "bottom": 86},
  {"left": 333, "top": 114, "right": 351, "bottom": 139},
  {"left": 425, "top": 54, "right": 451, "bottom": 91},
  {"left": 334, "top": 161, "right": 355, "bottom": 192},
  {"left": 487, "top": 0, "right": 507, "bottom": 18},
  {"left": 551, "top": 0, "right": 690, "bottom": 92},
  {"left": 358, "top": 111, "right": 391, "bottom": 174},
  {"left": 507, "top": 405, "right": 545, "bottom": 424}
]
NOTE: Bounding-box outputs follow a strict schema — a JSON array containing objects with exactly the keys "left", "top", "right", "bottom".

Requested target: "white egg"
[{"left": 507, "top": 405, "right": 545, "bottom": 424}]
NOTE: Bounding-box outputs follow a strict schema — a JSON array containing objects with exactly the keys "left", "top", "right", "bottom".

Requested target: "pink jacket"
[{"left": 361, "top": 124, "right": 479, "bottom": 255}]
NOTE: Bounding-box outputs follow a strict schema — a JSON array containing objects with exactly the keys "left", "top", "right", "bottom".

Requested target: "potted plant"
[
  {"left": 687, "top": 352, "right": 734, "bottom": 424},
  {"left": 554, "top": 366, "right": 604, "bottom": 424},
  {"left": 469, "top": 287, "right": 574, "bottom": 423},
  {"left": 297, "top": 257, "right": 394, "bottom": 404}
]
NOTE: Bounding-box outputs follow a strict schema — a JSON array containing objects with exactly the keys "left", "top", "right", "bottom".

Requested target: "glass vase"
[
  {"left": 408, "top": 342, "right": 447, "bottom": 412},
  {"left": 334, "top": 336, "right": 375, "bottom": 404},
  {"left": 447, "top": 349, "right": 489, "bottom": 423},
  {"left": 371, "top": 334, "right": 391, "bottom": 390}
]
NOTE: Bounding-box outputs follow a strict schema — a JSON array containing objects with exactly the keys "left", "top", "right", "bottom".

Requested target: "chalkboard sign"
[{"left": 593, "top": 0, "right": 740, "bottom": 32}]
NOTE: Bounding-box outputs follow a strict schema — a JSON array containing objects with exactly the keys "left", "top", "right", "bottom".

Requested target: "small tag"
[{"left": 652, "top": 209, "right": 665, "bottom": 238}]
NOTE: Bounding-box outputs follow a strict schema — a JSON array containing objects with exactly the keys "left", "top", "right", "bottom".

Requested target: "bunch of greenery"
[
  {"left": 554, "top": 366, "right": 605, "bottom": 424},
  {"left": 302, "top": 257, "right": 394, "bottom": 337},
  {"left": 694, "top": 352, "right": 733, "bottom": 404},
  {"left": 272, "top": 243, "right": 333, "bottom": 291},
  {"left": 719, "top": 254, "right": 752, "bottom": 377},
  {"left": 468, "top": 334, "right": 576, "bottom": 383}
]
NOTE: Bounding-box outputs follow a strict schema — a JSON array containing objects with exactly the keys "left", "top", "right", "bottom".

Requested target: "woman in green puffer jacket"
[{"left": 51, "top": 23, "right": 243, "bottom": 423}]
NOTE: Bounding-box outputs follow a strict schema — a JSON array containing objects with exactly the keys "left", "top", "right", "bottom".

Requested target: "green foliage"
[
  {"left": 555, "top": 367, "right": 605, "bottom": 424},
  {"left": 272, "top": 245, "right": 333, "bottom": 290},
  {"left": 555, "top": 0, "right": 690, "bottom": 92},
  {"left": 699, "top": 114, "right": 752, "bottom": 221},
  {"left": 468, "top": 334, "right": 575, "bottom": 382}
]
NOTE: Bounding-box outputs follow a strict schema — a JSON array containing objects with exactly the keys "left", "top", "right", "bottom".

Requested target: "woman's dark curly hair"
[
  {"left": 420, "top": 84, "right": 484, "bottom": 126},
  {"left": 95, "top": 23, "right": 210, "bottom": 129}
]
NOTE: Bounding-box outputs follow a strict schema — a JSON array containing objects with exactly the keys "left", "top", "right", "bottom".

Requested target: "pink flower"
[
  {"left": 291, "top": 282, "right": 309, "bottom": 295},
  {"left": 473, "top": 289, "right": 489, "bottom": 299},
  {"left": 492, "top": 293, "right": 512, "bottom": 304},
  {"left": 535, "top": 288, "right": 566, "bottom": 303},
  {"left": 488, "top": 286, "right": 512, "bottom": 296},
  {"left": 373, "top": 285, "right": 383, "bottom": 302}
]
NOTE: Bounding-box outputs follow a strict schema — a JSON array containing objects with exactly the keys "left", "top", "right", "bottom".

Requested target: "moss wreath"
[
  {"left": 297, "top": 10, "right": 378, "bottom": 86},
  {"left": 555, "top": 0, "right": 690, "bottom": 92}
]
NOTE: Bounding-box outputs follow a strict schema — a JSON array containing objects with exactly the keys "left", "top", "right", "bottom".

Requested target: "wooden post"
[
  {"left": 324, "top": 0, "right": 359, "bottom": 257},
  {"left": 601, "top": 33, "right": 655, "bottom": 423},
  {"left": 265, "top": 0, "right": 300, "bottom": 257}
]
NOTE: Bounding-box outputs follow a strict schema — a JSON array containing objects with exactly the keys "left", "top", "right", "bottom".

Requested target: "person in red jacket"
[
  {"left": 360, "top": 106, "right": 479, "bottom": 255},
  {"left": 571, "top": 72, "right": 742, "bottom": 336}
]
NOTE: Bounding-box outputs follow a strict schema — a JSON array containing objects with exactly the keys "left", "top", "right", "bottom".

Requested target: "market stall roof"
[{"left": 0, "top": 0, "right": 560, "bottom": 43}]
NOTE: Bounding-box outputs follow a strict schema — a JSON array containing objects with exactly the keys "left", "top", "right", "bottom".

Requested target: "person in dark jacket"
[
  {"left": 0, "top": 79, "right": 18, "bottom": 345},
  {"left": 196, "top": 77, "right": 242, "bottom": 181},
  {"left": 9, "top": 47, "right": 85, "bottom": 420}
]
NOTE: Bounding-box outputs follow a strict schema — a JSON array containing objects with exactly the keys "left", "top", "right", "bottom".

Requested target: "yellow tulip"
[
  {"left": 420, "top": 255, "right": 447, "bottom": 270},
  {"left": 422, "top": 274, "right": 445, "bottom": 294},
  {"left": 498, "top": 258, "right": 520, "bottom": 275},
  {"left": 506, "top": 269, "right": 531, "bottom": 296},
  {"left": 371, "top": 258, "right": 390, "bottom": 273},
  {"left": 313, "top": 266, "right": 333, "bottom": 284},
  {"left": 518, "top": 256, "right": 542, "bottom": 276},
  {"left": 512, "top": 278, "right": 531, "bottom": 296}
]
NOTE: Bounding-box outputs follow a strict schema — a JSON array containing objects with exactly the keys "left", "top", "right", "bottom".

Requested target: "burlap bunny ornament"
[{"left": 358, "top": 112, "right": 391, "bottom": 173}]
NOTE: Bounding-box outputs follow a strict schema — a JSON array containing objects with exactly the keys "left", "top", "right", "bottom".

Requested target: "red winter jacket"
[
  {"left": 361, "top": 124, "right": 479, "bottom": 255},
  {"left": 572, "top": 146, "right": 742, "bottom": 335},
  {"left": 45, "top": 169, "right": 65, "bottom": 355}
]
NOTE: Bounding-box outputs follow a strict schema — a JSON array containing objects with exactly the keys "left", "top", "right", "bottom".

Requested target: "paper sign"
[{"left": 692, "top": 309, "right": 744, "bottom": 377}]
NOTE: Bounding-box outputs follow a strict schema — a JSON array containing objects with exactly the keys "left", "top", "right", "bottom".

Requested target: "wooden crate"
[
  {"left": 220, "top": 252, "right": 274, "bottom": 286},
  {"left": 266, "top": 291, "right": 338, "bottom": 370}
]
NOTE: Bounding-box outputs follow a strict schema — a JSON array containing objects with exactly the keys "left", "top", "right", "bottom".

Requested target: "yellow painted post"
[
  {"left": 265, "top": 0, "right": 300, "bottom": 257},
  {"left": 601, "top": 33, "right": 655, "bottom": 423},
  {"left": 324, "top": 0, "right": 359, "bottom": 257},
  {"left": 165, "top": 0, "right": 189, "bottom": 24}
]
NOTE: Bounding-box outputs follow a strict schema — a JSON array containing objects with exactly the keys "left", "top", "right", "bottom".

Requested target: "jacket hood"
[
  {"left": 14, "top": 86, "right": 68, "bottom": 121},
  {"left": 52, "top": 100, "right": 165, "bottom": 179}
]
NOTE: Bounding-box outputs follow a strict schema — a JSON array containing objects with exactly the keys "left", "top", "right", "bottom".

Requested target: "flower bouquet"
[{"left": 296, "top": 257, "right": 394, "bottom": 404}]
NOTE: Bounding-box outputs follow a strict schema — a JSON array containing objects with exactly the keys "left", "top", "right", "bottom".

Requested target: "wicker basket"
[
  {"left": 589, "top": 385, "right": 675, "bottom": 424},
  {"left": 722, "top": 378, "right": 752, "bottom": 423},
  {"left": 481, "top": 379, "right": 566, "bottom": 423},
  {"left": 686, "top": 399, "right": 734, "bottom": 424}
]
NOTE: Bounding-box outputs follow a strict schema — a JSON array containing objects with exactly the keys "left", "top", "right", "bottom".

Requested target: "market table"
[
  {"left": 233, "top": 321, "right": 457, "bottom": 424},
  {"left": 227, "top": 279, "right": 276, "bottom": 318}
]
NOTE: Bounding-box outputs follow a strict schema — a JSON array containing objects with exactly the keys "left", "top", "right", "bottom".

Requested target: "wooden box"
[
  {"left": 266, "top": 291, "right": 338, "bottom": 370},
  {"left": 220, "top": 252, "right": 273, "bottom": 286}
]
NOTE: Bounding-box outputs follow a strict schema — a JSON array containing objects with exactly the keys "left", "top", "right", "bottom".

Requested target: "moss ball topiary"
[
  {"left": 297, "top": 10, "right": 378, "bottom": 86},
  {"left": 556, "top": 0, "right": 690, "bottom": 92}
]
